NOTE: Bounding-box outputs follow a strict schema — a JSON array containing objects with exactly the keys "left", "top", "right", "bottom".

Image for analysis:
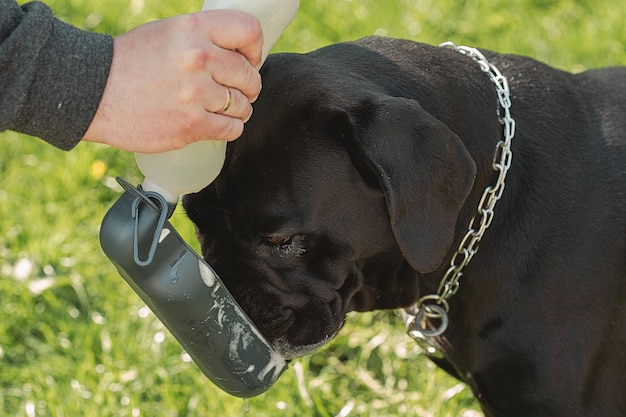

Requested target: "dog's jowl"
[{"left": 183, "top": 37, "right": 626, "bottom": 417}]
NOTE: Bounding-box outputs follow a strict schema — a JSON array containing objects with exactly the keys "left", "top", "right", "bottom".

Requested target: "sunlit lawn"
[{"left": 1, "top": 0, "right": 624, "bottom": 416}]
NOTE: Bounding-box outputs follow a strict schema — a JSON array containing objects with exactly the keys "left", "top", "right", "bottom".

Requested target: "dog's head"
[{"left": 183, "top": 40, "right": 476, "bottom": 358}]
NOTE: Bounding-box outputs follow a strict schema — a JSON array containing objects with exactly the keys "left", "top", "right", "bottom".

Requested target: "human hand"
[{"left": 82, "top": 9, "right": 263, "bottom": 153}]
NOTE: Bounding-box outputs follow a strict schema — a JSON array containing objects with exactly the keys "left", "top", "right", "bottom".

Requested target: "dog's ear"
[{"left": 347, "top": 95, "right": 476, "bottom": 272}]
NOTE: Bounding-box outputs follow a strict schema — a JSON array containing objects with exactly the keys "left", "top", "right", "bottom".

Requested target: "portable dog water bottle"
[
  {"left": 100, "top": 179, "right": 287, "bottom": 397},
  {"left": 100, "top": 0, "right": 299, "bottom": 397}
]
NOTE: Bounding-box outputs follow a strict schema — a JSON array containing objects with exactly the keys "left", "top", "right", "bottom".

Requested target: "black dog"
[{"left": 183, "top": 37, "right": 626, "bottom": 416}]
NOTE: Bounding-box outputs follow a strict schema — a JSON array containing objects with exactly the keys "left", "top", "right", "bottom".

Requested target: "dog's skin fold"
[{"left": 183, "top": 37, "right": 626, "bottom": 416}]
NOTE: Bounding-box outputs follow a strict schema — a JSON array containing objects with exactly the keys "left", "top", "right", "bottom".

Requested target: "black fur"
[{"left": 183, "top": 37, "right": 626, "bottom": 416}]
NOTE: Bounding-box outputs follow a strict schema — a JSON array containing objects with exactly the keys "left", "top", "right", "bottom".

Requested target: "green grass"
[{"left": 1, "top": 0, "right": 625, "bottom": 416}]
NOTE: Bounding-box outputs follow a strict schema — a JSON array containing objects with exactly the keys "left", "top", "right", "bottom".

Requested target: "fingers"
[
  {"left": 83, "top": 10, "right": 263, "bottom": 153},
  {"left": 194, "top": 46, "right": 261, "bottom": 102},
  {"left": 207, "top": 87, "right": 253, "bottom": 122},
  {"left": 176, "top": 11, "right": 263, "bottom": 102},
  {"left": 191, "top": 109, "right": 245, "bottom": 143},
  {"left": 198, "top": 9, "right": 263, "bottom": 69}
]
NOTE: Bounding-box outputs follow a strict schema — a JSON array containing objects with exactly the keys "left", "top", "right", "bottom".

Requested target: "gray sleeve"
[{"left": 0, "top": 0, "right": 114, "bottom": 150}]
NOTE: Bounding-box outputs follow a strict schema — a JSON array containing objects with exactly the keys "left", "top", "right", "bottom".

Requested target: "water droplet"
[
  {"left": 137, "top": 305, "right": 151, "bottom": 319},
  {"left": 25, "top": 401, "right": 35, "bottom": 417},
  {"left": 68, "top": 307, "right": 80, "bottom": 319},
  {"left": 12, "top": 257, "right": 34, "bottom": 280},
  {"left": 153, "top": 331, "right": 165, "bottom": 344}
]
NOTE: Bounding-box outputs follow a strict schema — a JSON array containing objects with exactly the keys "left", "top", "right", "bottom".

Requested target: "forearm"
[{"left": 0, "top": 0, "right": 113, "bottom": 150}]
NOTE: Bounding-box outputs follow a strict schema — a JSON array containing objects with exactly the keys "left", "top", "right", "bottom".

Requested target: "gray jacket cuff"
[{"left": 0, "top": 1, "right": 113, "bottom": 150}]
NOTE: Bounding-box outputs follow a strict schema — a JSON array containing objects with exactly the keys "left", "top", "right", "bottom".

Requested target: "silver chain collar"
[{"left": 405, "top": 42, "right": 516, "bottom": 347}]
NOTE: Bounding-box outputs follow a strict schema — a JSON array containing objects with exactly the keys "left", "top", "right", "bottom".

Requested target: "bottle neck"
[{"left": 141, "top": 178, "right": 180, "bottom": 205}]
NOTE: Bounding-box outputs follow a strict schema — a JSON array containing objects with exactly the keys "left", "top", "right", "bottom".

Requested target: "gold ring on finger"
[{"left": 218, "top": 88, "right": 232, "bottom": 113}]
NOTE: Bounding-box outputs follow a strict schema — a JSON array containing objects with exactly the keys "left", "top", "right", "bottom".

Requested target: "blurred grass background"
[{"left": 1, "top": 0, "right": 624, "bottom": 416}]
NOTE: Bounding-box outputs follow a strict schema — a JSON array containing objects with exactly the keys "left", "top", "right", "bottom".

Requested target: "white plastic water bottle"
[{"left": 135, "top": 0, "right": 300, "bottom": 204}]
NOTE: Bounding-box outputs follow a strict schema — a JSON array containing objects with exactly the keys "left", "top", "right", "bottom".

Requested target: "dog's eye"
[
  {"left": 265, "top": 235, "right": 293, "bottom": 247},
  {"left": 262, "top": 234, "right": 306, "bottom": 256}
]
